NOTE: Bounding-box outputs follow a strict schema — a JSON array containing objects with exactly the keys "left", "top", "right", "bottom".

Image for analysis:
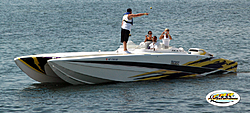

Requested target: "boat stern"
[{"left": 14, "top": 56, "right": 65, "bottom": 83}]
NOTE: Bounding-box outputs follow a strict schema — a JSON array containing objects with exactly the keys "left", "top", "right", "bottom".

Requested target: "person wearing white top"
[
  {"left": 121, "top": 8, "right": 149, "bottom": 53},
  {"left": 159, "top": 28, "right": 172, "bottom": 48},
  {"left": 149, "top": 36, "right": 160, "bottom": 51}
]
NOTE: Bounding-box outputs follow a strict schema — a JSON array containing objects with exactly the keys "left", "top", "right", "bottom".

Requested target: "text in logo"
[{"left": 206, "top": 90, "right": 240, "bottom": 106}]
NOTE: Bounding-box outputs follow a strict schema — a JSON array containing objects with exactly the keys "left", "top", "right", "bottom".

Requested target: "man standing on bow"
[{"left": 121, "top": 8, "right": 149, "bottom": 53}]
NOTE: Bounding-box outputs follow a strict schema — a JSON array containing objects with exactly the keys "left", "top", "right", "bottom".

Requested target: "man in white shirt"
[{"left": 121, "top": 8, "right": 149, "bottom": 53}]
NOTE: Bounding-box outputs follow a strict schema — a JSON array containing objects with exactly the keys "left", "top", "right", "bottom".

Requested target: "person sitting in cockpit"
[
  {"left": 144, "top": 31, "right": 153, "bottom": 42},
  {"left": 149, "top": 36, "right": 160, "bottom": 50},
  {"left": 139, "top": 31, "right": 153, "bottom": 49},
  {"left": 159, "top": 28, "right": 172, "bottom": 48}
]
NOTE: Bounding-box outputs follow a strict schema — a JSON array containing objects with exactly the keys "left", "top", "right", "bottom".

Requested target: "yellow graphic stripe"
[
  {"left": 131, "top": 70, "right": 184, "bottom": 81},
  {"left": 180, "top": 74, "right": 199, "bottom": 78},
  {"left": 227, "top": 67, "right": 237, "bottom": 72},
  {"left": 219, "top": 62, "right": 237, "bottom": 70},
  {"left": 183, "top": 58, "right": 236, "bottom": 68},
  {"left": 130, "top": 58, "right": 238, "bottom": 81},
  {"left": 184, "top": 59, "right": 221, "bottom": 67},
  {"left": 32, "top": 56, "right": 45, "bottom": 73},
  {"left": 130, "top": 70, "right": 180, "bottom": 78},
  {"left": 137, "top": 74, "right": 170, "bottom": 81},
  {"left": 182, "top": 59, "right": 203, "bottom": 66},
  {"left": 18, "top": 58, "right": 45, "bottom": 74},
  {"left": 219, "top": 62, "right": 238, "bottom": 72},
  {"left": 137, "top": 72, "right": 197, "bottom": 81},
  {"left": 200, "top": 49, "right": 206, "bottom": 55},
  {"left": 183, "top": 58, "right": 237, "bottom": 73}
]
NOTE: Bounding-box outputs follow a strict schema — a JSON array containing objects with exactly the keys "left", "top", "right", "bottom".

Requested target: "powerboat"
[{"left": 14, "top": 41, "right": 238, "bottom": 85}]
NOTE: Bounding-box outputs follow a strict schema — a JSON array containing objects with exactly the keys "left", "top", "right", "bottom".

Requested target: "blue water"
[{"left": 0, "top": 0, "right": 250, "bottom": 112}]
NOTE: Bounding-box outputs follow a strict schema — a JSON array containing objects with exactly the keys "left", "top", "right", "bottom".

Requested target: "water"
[{"left": 0, "top": 0, "right": 250, "bottom": 112}]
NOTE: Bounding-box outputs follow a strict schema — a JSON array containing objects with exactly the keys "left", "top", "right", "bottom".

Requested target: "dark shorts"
[{"left": 121, "top": 29, "right": 130, "bottom": 43}]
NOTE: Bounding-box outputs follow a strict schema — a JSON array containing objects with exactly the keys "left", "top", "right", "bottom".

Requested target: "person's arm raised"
[{"left": 128, "top": 13, "right": 149, "bottom": 20}]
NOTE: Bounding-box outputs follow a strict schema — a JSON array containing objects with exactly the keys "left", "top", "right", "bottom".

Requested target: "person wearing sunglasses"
[{"left": 144, "top": 31, "right": 153, "bottom": 42}]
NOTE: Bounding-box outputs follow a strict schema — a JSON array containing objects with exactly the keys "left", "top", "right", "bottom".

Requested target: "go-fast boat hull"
[
  {"left": 14, "top": 41, "right": 237, "bottom": 85},
  {"left": 14, "top": 51, "right": 116, "bottom": 83},
  {"left": 14, "top": 57, "right": 65, "bottom": 83},
  {"left": 47, "top": 53, "right": 237, "bottom": 85}
]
